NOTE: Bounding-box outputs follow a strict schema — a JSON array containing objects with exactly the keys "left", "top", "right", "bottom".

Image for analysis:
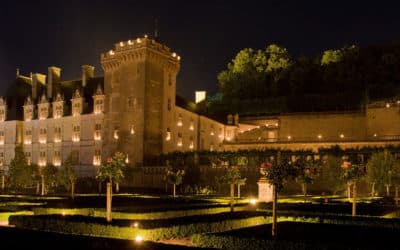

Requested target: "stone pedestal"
[{"left": 258, "top": 177, "right": 273, "bottom": 202}]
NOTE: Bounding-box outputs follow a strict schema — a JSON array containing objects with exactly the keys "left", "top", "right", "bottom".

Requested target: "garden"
[{"left": 1, "top": 147, "right": 400, "bottom": 249}]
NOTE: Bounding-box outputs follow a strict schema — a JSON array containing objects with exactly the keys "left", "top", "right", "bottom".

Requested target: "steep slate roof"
[{"left": 4, "top": 75, "right": 104, "bottom": 120}]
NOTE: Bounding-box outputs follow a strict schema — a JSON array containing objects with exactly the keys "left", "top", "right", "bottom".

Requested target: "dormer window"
[
  {"left": 93, "top": 85, "right": 105, "bottom": 114},
  {"left": 24, "top": 96, "right": 34, "bottom": 121},
  {"left": 71, "top": 89, "right": 83, "bottom": 116},
  {"left": 53, "top": 93, "right": 64, "bottom": 119},
  {"left": 38, "top": 94, "right": 49, "bottom": 120},
  {"left": 0, "top": 97, "right": 6, "bottom": 122}
]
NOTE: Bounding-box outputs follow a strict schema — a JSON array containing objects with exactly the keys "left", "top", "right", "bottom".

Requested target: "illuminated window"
[
  {"left": 94, "top": 99, "right": 104, "bottom": 114},
  {"left": 54, "top": 105, "right": 63, "bottom": 118},
  {"left": 130, "top": 125, "right": 135, "bottom": 135},
  {"left": 24, "top": 152, "right": 31, "bottom": 165},
  {"left": 0, "top": 131, "right": 4, "bottom": 145},
  {"left": 24, "top": 107, "right": 33, "bottom": 121},
  {"left": 39, "top": 151, "right": 46, "bottom": 167},
  {"left": 218, "top": 128, "right": 223, "bottom": 139},
  {"left": 114, "top": 129, "right": 119, "bottom": 140},
  {"left": 53, "top": 151, "right": 61, "bottom": 166},
  {"left": 54, "top": 127, "right": 62, "bottom": 143},
  {"left": 189, "top": 136, "right": 194, "bottom": 149},
  {"left": 189, "top": 119, "right": 194, "bottom": 131},
  {"left": 0, "top": 152, "right": 4, "bottom": 165},
  {"left": 177, "top": 114, "right": 183, "bottom": 127},
  {"left": 94, "top": 123, "right": 102, "bottom": 140},
  {"left": 166, "top": 128, "right": 171, "bottom": 141},
  {"left": 93, "top": 149, "right": 101, "bottom": 166},
  {"left": 39, "top": 106, "right": 48, "bottom": 120},
  {"left": 72, "top": 125, "right": 80, "bottom": 142},
  {"left": 39, "top": 128, "right": 47, "bottom": 144},
  {"left": 177, "top": 133, "right": 182, "bottom": 147}
]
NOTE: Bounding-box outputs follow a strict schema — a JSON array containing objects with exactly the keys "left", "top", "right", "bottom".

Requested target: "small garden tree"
[
  {"left": 8, "top": 146, "right": 35, "bottom": 192},
  {"left": 41, "top": 164, "right": 58, "bottom": 195},
  {"left": 221, "top": 166, "right": 243, "bottom": 212},
  {"left": 366, "top": 151, "right": 397, "bottom": 196},
  {"left": 294, "top": 157, "right": 314, "bottom": 202},
  {"left": 321, "top": 155, "right": 345, "bottom": 195},
  {"left": 260, "top": 151, "right": 297, "bottom": 238},
  {"left": 341, "top": 161, "right": 364, "bottom": 216},
  {"left": 96, "top": 151, "right": 126, "bottom": 222},
  {"left": 166, "top": 168, "right": 185, "bottom": 198},
  {"left": 58, "top": 152, "right": 78, "bottom": 199}
]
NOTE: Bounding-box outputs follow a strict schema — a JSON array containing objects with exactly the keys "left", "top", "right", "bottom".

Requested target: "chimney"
[
  {"left": 32, "top": 73, "right": 46, "bottom": 100},
  {"left": 82, "top": 65, "right": 95, "bottom": 87},
  {"left": 227, "top": 114, "right": 233, "bottom": 125},
  {"left": 47, "top": 66, "right": 61, "bottom": 98},
  {"left": 233, "top": 113, "right": 239, "bottom": 126}
]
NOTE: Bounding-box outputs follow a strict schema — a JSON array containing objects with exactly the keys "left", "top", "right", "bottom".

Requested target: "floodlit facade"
[
  {"left": 0, "top": 36, "right": 236, "bottom": 177},
  {"left": 0, "top": 35, "right": 399, "bottom": 180}
]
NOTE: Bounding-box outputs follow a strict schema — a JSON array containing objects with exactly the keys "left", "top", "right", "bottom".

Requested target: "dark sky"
[{"left": 1, "top": 0, "right": 400, "bottom": 101}]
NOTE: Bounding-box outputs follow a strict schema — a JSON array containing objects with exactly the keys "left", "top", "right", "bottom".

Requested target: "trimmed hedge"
[
  {"left": 193, "top": 221, "right": 400, "bottom": 250},
  {"left": 9, "top": 212, "right": 272, "bottom": 241},
  {"left": 33, "top": 205, "right": 251, "bottom": 220}
]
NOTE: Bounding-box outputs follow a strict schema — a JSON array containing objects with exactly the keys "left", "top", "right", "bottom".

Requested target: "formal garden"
[{"left": 1, "top": 146, "right": 400, "bottom": 249}]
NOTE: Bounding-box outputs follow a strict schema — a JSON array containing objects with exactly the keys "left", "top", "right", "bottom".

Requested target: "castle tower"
[{"left": 101, "top": 36, "right": 180, "bottom": 166}]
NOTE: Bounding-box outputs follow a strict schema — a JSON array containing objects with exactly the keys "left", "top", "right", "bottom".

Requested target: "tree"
[
  {"left": 166, "top": 168, "right": 185, "bottom": 198},
  {"left": 341, "top": 161, "right": 365, "bottom": 216},
  {"left": 8, "top": 146, "right": 35, "bottom": 192},
  {"left": 96, "top": 151, "right": 126, "bottom": 222},
  {"left": 41, "top": 164, "right": 58, "bottom": 195},
  {"left": 366, "top": 151, "right": 397, "bottom": 196},
  {"left": 265, "top": 44, "right": 292, "bottom": 73},
  {"left": 221, "top": 166, "right": 243, "bottom": 212},
  {"left": 59, "top": 152, "right": 78, "bottom": 199},
  {"left": 321, "top": 156, "right": 345, "bottom": 195},
  {"left": 295, "top": 159, "right": 314, "bottom": 203},
  {"left": 260, "top": 152, "right": 297, "bottom": 238}
]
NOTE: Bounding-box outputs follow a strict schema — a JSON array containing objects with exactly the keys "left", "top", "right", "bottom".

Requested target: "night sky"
[{"left": 1, "top": 0, "right": 400, "bottom": 101}]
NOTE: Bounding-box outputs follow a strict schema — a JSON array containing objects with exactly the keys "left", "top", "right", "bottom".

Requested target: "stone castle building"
[{"left": 0, "top": 35, "right": 399, "bottom": 181}]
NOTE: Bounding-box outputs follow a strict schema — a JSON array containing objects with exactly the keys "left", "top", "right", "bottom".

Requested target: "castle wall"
[{"left": 367, "top": 105, "right": 400, "bottom": 139}]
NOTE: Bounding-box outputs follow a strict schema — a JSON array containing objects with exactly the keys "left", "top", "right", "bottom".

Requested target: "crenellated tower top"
[{"left": 100, "top": 35, "right": 181, "bottom": 73}]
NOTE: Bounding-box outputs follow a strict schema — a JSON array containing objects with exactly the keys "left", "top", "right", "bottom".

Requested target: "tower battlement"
[{"left": 101, "top": 35, "right": 181, "bottom": 72}]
